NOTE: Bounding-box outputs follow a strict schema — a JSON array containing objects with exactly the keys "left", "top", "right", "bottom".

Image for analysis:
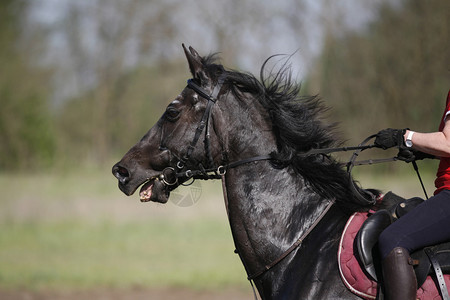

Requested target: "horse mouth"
[
  {"left": 139, "top": 180, "right": 154, "bottom": 202},
  {"left": 137, "top": 178, "right": 170, "bottom": 203}
]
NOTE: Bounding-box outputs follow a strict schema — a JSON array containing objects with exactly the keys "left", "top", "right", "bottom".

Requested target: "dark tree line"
[
  {"left": 0, "top": 0, "right": 55, "bottom": 169},
  {"left": 2, "top": 0, "right": 448, "bottom": 171}
]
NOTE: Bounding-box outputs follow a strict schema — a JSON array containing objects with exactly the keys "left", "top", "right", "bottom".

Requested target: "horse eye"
[{"left": 165, "top": 107, "right": 180, "bottom": 121}]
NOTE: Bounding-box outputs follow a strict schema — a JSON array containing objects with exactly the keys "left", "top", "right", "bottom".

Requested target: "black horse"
[{"left": 113, "top": 45, "right": 380, "bottom": 299}]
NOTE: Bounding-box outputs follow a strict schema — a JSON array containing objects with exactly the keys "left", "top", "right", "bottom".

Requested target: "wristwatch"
[{"left": 405, "top": 131, "right": 415, "bottom": 148}]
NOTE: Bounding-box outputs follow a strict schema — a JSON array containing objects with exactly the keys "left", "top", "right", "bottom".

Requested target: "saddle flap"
[
  {"left": 355, "top": 209, "right": 392, "bottom": 281},
  {"left": 355, "top": 192, "right": 425, "bottom": 281},
  {"left": 395, "top": 196, "right": 425, "bottom": 218}
]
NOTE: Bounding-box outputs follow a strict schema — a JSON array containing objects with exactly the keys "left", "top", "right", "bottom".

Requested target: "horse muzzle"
[{"left": 112, "top": 162, "right": 172, "bottom": 203}]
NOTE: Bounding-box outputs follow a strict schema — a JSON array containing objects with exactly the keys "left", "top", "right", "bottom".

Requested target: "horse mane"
[{"left": 201, "top": 54, "right": 374, "bottom": 213}]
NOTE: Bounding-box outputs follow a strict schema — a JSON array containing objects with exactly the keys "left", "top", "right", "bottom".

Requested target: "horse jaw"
[{"left": 138, "top": 178, "right": 169, "bottom": 203}]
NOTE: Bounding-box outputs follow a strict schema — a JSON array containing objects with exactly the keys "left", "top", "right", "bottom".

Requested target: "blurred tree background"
[
  {"left": 1, "top": 0, "right": 449, "bottom": 171},
  {"left": 0, "top": 0, "right": 55, "bottom": 169},
  {"left": 308, "top": 0, "right": 450, "bottom": 144}
]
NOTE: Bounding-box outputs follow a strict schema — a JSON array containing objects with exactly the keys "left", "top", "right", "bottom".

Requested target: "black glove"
[
  {"left": 374, "top": 128, "right": 407, "bottom": 150},
  {"left": 396, "top": 148, "right": 436, "bottom": 163}
]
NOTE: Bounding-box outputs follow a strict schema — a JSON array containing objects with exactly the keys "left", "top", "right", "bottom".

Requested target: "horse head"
[{"left": 112, "top": 45, "right": 231, "bottom": 203}]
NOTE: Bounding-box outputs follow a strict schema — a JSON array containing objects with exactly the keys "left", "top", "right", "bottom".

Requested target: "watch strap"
[{"left": 406, "top": 131, "right": 415, "bottom": 147}]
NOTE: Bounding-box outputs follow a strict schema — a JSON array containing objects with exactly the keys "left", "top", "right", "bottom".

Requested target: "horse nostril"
[{"left": 112, "top": 164, "right": 130, "bottom": 184}]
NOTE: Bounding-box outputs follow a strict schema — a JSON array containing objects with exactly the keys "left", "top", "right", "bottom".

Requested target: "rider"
[{"left": 374, "top": 90, "right": 450, "bottom": 300}]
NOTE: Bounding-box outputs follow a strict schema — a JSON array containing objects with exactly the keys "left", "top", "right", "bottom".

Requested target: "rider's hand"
[
  {"left": 374, "top": 128, "right": 407, "bottom": 150},
  {"left": 396, "top": 148, "right": 436, "bottom": 163}
]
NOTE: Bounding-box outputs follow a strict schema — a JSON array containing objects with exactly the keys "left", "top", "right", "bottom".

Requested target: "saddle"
[{"left": 338, "top": 192, "right": 450, "bottom": 300}]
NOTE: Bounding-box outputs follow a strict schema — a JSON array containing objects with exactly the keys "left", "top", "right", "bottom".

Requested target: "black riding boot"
[{"left": 381, "top": 247, "right": 417, "bottom": 300}]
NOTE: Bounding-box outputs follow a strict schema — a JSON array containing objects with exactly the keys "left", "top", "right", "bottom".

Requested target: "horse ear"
[{"left": 182, "top": 44, "right": 209, "bottom": 84}]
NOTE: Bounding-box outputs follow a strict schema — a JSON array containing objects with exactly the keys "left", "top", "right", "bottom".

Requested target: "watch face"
[{"left": 406, "top": 140, "right": 413, "bottom": 147}]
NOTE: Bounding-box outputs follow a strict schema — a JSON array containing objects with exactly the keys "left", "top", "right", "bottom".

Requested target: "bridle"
[
  {"left": 156, "top": 73, "right": 229, "bottom": 187},
  {"left": 157, "top": 73, "right": 276, "bottom": 188}
]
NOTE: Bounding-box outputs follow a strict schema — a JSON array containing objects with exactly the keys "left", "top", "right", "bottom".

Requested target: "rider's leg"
[
  {"left": 378, "top": 189, "right": 450, "bottom": 299},
  {"left": 381, "top": 247, "right": 416, "bottom": 300},
  {"left": 379, "top": 190, "right": 450, "bottom": 258}
]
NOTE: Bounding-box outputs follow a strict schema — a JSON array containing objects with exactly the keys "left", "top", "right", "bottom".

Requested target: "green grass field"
[
  {"left": 0, "top": 162, "right": 438, "bottom": 293},
  {"left": 0, "top": 168, "right": 248, "bottom": 292},
  {"left": 0, "top": 219, "right": 247, "bottom": 291}
]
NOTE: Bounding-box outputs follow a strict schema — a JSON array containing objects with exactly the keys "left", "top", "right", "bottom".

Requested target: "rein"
[
  {"left": 157, "top": 74, "right": 391, "bottom": 191},
  {"left": 245, "top": 198, "right": 336, "bottom": 280}
]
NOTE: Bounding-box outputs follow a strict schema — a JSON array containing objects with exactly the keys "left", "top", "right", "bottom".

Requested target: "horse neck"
[
  {"left": 218, "top": 99, "right": 339, "bottom": 280},
  {"left": 222, "top": 161, "right": 340, "bottom": 278}
]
